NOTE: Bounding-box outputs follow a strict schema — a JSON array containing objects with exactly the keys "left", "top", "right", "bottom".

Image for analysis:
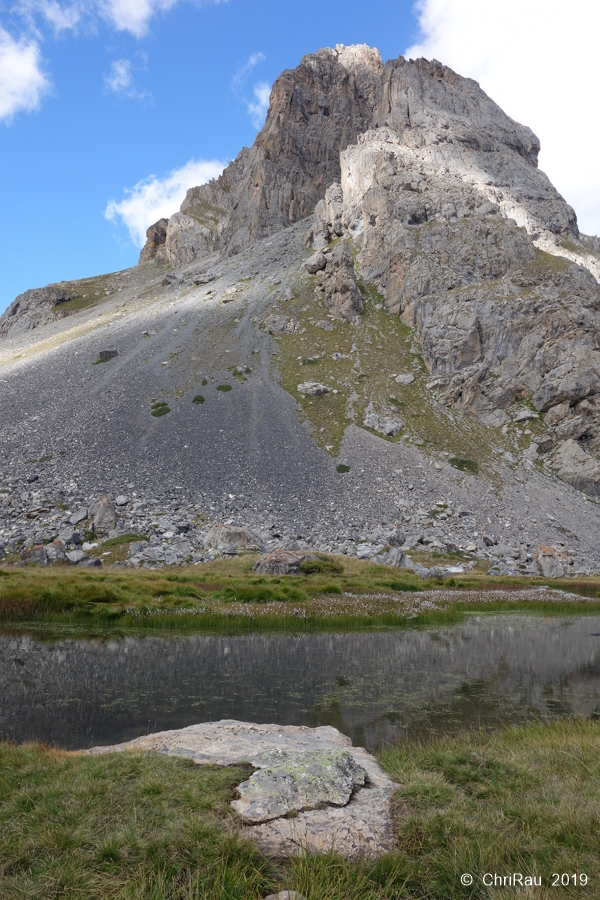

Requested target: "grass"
[
  {"left": 151, "top": 401, "right": 171, "bottom": 418},
  {"left": 1, "top": 720, "right": 598, "bottom": 898},
  {"left": 216, "top": 384, "right": 232, "bottom": 392},
  {"left": 2, "top": 554, "right": 600, "bottom": 631},
  {"left": 449, "top": 457, "right": 479, "bottom": 474},
  {"left": 0, "top": 744, "right": 272, "bottom": 900},
  {"left": 192, "top": 395, "right": 205, "bottom": 404}
]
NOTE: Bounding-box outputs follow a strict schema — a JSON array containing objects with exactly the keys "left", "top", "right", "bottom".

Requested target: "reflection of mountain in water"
[{"left": 1, "top": 615, "right": 600, "bottom": 750}]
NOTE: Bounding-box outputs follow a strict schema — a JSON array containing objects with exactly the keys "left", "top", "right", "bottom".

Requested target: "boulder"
[
  {"left": 321, "top": 242, "right": 363, "bottom": 321},
  {"left": 69, "top": 507, "right": 88, "bottom": 525},
  {"left": 297, "top": 382, "right": 329, "bottom": 396},
  {"left": 45, "top": 539, "right": 67, "bottom": 562},
  {"left": 20, "top": 544, "right": 47, "bottom": 566},
  {"left": 304, "top": 251, "right": 327, "bottom": 274},
  {"left": 204, "top": 524, "right": 263, "bottom": 551},
  {"left": 66, "top": 549, "right": 88, "bottom": 564},
  {"left": 261, "top": 315, "right": 306, "bottom": 335},
  {"left": 537, "top": 546, "right": 567, "bottom": 579},
  {"left": 90, "top": 495, "right": 118, "bottom": 534},
  {"left": 394, "top": 373, "right": 415, "bottom": 385},
  {"left": 363, "top": 402, "right": 403, "bottom": 436},
  {"left": 253, "top": 550, "right": 317, "bottom": 575},
  {"left": 552, "top": 439, "right": 600, "bottom": 497},
  {"left": 231, "top": 748, "right": 368, "bottom": 824}
]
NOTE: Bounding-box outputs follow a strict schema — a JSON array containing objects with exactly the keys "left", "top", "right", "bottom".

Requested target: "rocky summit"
[{"left": 1, "top": 44, "right": 600, "bottom": 576}]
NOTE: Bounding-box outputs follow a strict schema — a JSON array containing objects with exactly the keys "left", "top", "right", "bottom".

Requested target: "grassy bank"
[
  {"left": 2, "top": 555, "right": 600, "bottom": 632},
  {"left": 1, "top": 719, "right": 598, "bottom": 898}
]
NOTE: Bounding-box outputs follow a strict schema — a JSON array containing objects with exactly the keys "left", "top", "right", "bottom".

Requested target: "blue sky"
[{"left": 0, "top": 0, "right": 598, "bottom": 314}]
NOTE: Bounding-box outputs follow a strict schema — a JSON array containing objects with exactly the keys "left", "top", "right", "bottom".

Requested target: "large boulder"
[
  {"left": 551, "top": 439, "right": 600, "bottom": 497},
  {"left": 204, "top": 524, "right": 263, "bottom": 551},
  {"left": 90, "top": 495, "right": 118, "bottom": 534},
  {"left": 253, "top": 550, "right": 317, "bottom": 575}
]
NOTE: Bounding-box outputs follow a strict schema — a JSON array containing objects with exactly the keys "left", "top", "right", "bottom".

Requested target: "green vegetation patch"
[
  {"left": 216, "top": 384, "right": 232, "bottom": 392},
  {"left": 100, "top": 533, "right": 148, "bottom": 548},
  {"left": 449, "top": 457, "right": 479, "bottom": 474},
  {"left": 192, "top": 394, "right": 205, "bottom": 404},
  {"left": 219, "top": 585, "right": 308, "bottom": 604},
  {"left": 150, "top": 401, "right": 171, "bottom": 418},
  {"left": 0, "top": 744, "right": 272, "bottom": 900},
  {"left": 299, "top": 554, "right": 344, "bottom": 575},
  {"left": 336, "top": 464, "right": 351, "bottom": 473}
]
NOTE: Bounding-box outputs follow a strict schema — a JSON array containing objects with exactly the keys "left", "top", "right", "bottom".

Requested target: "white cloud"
[
  {"left": 0, "top": 26, "right": 50, "bottom": 120},
  {"left": 104, "top": 56, "right": 150, "bottom": 99},
  {"left": 232, "top": 51, "right": 265, "bottom": 88},
  {"left": 247, "top": 81, "right": 270, "bottom": 129},
  {"left": 104, "top": 157, "right": 226, "bottom": 246},
  {"left": 99, "top": 0, "right": 176, "bottom": 37},
  {"left": 406, "top": 0, "right": 600, "bottom": 235}
]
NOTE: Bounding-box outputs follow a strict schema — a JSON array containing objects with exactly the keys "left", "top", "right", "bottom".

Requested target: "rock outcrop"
[
  {"left": 139, "top": 218, "right": 169, "bottom": 264},
  {"left": 86, "top": 719, "right": 396, "bottom": 858},
  {"left": 158, "top": 44, "right": 384, "bottom": 265},
  {"left": 0, "top": 285, "right": 78, "bottom": 337}
]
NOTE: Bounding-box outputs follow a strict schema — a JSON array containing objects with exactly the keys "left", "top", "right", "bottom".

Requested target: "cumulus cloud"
[
  {"left": 0, "top": 27, "right": 50, "bottom": 121},
  {"left": 247, "top": 81, "right": 270, "bottom": 129},
  {"left": 406, "top": 0, "right": 600, "bottom": 235},
  {"left": 104, "top": 157, "right": 226, "bottom": 246}
]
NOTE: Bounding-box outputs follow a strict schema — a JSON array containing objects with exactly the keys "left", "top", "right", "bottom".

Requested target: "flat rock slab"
[
  {"left": 86, "top": 719, "right": 396, "bottom": 858},
  {"left": 231, "top": 748, "right": 368, "bottom": 823}
]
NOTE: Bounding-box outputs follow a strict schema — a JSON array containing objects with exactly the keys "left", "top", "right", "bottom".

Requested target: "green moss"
[
  {"left": 201, "top": 378, "right": 208, "bottom": 386},
  {"left": 336, "top": 464, "right": 351, "bottom": 473},
  {"left": 192, "top": 394, "right": 205, "bottom": 404},
  {"left": 216, "top": 384, "right": 232, "bottom": 392},
  {"left": 151, "top": 401, "right": 171, "bottom": 418}
]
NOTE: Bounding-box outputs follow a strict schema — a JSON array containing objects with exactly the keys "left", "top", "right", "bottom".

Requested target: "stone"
[
  {"left": 232, "top": 748, "right": 368, "bottom": 823},
  {"left": 545, "top": 402, "right": 571, "bottom": 428},
  {"left": 537, "top": 548, "right": 565, "bottom": 579},
  {"left": 261, "top": 315, "right": 305, "bottom": 335},
  {"left": 552, "top": 439, "right": 600, "bottom": 497},
  {"left": 264, "top": 893, "right": 306, "bottom": 900},
  {"left": 58, "top": 529, "right": 81, "bottom": 544},
  {"left": 45, "top": 538, "right": 67, "bottom": 562},
  {"left": 304, "top": 251, "right": 327, "bottom": 274},
  {"left": 314, "top": 319, "right": 333, "bottom": 331},
  {"left": 514, "top": 408, "right": 539, "bottom": 422},
  {"left": 139, "top": 218, "right": 169, "bottom": 263},
  {"left": 115, "top": 495, "right": 128, "bottom": 506},
  {"left": 375, "top": 546, "right": 405, "bottom": 567},
  {"left": 253, "top": 550, "right": 317, "bottom": 575},
  {"left": 90, "top": 494, "right": 118, "bottom": 534},
  {"left": 385, "top": 525, "right": 405, "bottom": 547},
  {"left": 20, "top": 544, "right": 47, "bottom": 566},
  {"left": 204, "top": 523, "right": 263, "bottom": 551},
  {"left": 69, "top": 507, "right": 88, "bottom": 525},
  {"left": 85, "top": 719, "right": 396, "bottom": 859},
  {"left": 320, "top": 241, "right": 364, "bottom": 321},
  {"left": 98, "top": 349, "right": 118, "bottom": 361},
  {"left": 394, "top": 373, "right": 415, "bottom": 385},
  {"left": 363, "top": 402, "right": 403, "bottom": 436},
  {"left": 66, "top": 549, "right": 88, "bottom": 564},
  {"left": 26, "top": 474, "right": 39, "bottom": 484},
  {"left": 297, "top": 382, "right": 329, "bottom": 396},
  {"left": 79, "top": 557, "right": 102, "bottom": 567}
]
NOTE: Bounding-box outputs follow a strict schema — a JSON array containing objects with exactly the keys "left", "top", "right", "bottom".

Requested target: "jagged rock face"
[
  {"left": 0, "top": 285, "right": 78, "bottom": 337},
  {"left": 139, "top": 218, "right": 169, "bottom": 263},
  {"left": 163, "top": 44, "right": 384, "bottom": 265}
]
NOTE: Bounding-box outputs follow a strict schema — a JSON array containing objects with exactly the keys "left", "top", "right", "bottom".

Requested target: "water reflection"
[{"left": 1, "top": 615, "right": 599, "bottom": 750}]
